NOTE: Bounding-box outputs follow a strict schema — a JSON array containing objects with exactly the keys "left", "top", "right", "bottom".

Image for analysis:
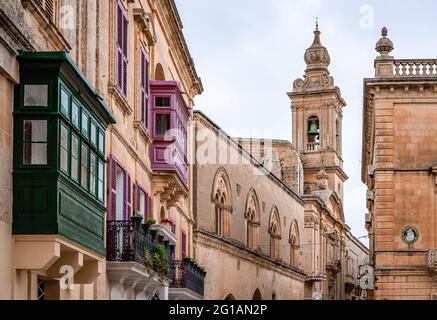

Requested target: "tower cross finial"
[{"left": 316, "top": 17, "right": 319, "bottom": 30}]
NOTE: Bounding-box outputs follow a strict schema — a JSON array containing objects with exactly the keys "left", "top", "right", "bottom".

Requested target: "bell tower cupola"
[{"left": 288, "top": 22, "right": 348, "bottom": 198}]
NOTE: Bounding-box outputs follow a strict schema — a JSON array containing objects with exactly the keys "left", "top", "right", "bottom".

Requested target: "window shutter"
[
  {"left": 140, "top": 49, "right": 149, "bottom": 128},
  {"left": 181, "top": 231, "right": 187, "bottom": 258},
  {"left": 124, "top": 172, "right": 131, "bottom": 219},
  {"left": 107, "top": 155, "right": 117, "bottom": 221},
  {"left": 116, "top": 1, "right": 128, "bottom": 97},
  {"left": 146, "top": 195, "right": 152, "bottom": 219},
  {"left": 122, "top": 11, "right": 128, "bottom": 97},
  {"left": 132, "top": 182, "right": 137, "bottom": 215}
]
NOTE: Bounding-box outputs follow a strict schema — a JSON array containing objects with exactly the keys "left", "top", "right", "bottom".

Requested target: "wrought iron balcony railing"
[
  {"left": 107, "top": 219, "right": 174, "bottom": 278},
  {"left": 171, "top": 258, "right": 206, "bottom": 297}
]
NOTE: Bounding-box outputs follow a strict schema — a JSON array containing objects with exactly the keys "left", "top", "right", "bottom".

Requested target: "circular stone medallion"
[{"left": 401, "top": 226, "right": 419, "bottom": 244}]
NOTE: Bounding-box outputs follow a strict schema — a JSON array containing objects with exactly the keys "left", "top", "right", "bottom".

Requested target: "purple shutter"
[
  {"left": 140, "top": 49, "right": 149, "bottom": 128},
  {"left": 181, "top": 231, "right": 187, "bottom": 258},
  {"left": 132, "top": 182, "right": 137, "bottom": 215},
  {"left": 146, "top": 195, "right": 152, "bottom": 219},
  {"left": 124, "top": 172, "right": 131, "bottom": 220},
  {"left": 122, "top": 11, "right": 128, "bottom": 97},
  {"left": 107, "top": 155, "right": 117, "bottom": 221},
  {"left": 116, "top": 1, "right": 128, "bottom": 97}
]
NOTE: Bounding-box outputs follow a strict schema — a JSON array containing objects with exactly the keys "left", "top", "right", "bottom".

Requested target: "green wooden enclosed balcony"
[{"left": 12, "top": 51, "right": 116, "bottom": 256}]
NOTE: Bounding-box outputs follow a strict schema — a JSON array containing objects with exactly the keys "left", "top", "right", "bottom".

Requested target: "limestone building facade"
[
  {"left": 191, "top": 26, "right": 369, "bottom": 301},
  {"left": 0, "top": 0, "right": 204, "bottom": 300},
  {"left": 192, "top": 111, "right": 306, "bottom": 300},
  {"left": 362, "top": 28, "right": 437, "bottom": 300}
]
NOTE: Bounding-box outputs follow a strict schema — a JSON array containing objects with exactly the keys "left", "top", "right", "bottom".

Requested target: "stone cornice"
[
  {"left": 194, "top": 229, "right": 306, "bottom": 280},
  {"left": 0, "top": 6, "right": 34, "bottom": 52},
  {"left": 154, "top": 0, "right": 203, "bottom": 98}
]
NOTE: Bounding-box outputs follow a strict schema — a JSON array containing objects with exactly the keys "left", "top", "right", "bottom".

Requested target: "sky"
[{"left": 175, "top": 0, "right": 437, "bottom": 244}]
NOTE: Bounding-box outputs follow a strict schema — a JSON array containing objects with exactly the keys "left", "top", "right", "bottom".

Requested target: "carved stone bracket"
[
  {"left": 428, "top": 249, "right": 437, "bottom": 274},
  {"left": 152, "top": 174, "right": 188, "bottom": 209},
  {"left": 133, "top": 8, "right": 157, "bottom": 45}
]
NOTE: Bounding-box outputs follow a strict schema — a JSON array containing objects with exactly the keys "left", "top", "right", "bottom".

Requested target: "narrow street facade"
[{"left": 362, "top": 28, "right": 437, "bottom": 300}]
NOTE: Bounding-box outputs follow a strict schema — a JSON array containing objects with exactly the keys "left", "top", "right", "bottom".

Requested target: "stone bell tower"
[{"left": 288, "top": 24, "right": 348, "bottom": 199}]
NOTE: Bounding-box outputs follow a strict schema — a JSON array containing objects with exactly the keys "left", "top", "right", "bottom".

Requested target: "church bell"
[{"left": 308, "top": 120, "right": 320, "bottom": 136}]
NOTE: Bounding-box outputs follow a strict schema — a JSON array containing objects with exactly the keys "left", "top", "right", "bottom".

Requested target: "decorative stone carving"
[
  {"left": 304, "top": 215, "right": 319, "bottom": 229},
  {"left": 376, "top": 27, "right": 394, "bottom": 56},
  {"left": 236, "top": 184, "right": 241, "bottom": 198},
  {"left": 293, "top": 72, "right": 334, "bottom": 91},
  {"left": 304, "top": 27, "right": 331, "bottom": 69},
  {"left": 428, "top": 249, "right": 437, "bottom": 274}
]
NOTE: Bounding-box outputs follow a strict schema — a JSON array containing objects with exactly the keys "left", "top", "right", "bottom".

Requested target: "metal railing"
[
  {"left": 171, "top": 258, "right": 206, "bottom": 297},
  {"left": 107, "top": 220, "right": 174, "bottom": 277}
]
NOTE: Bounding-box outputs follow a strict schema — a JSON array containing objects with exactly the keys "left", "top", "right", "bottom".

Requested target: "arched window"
[
  {"left": 160, "top": 206, "right": 166, "bottom": 222},
  {"left": 289, "top": 220, "right": 300, "bottom": 268},
  {"left": 268, "top": 207, "right": 281, "bottom": 260},
  {"left": 245, "top": 189, "right": 260, "bottom": 250},
  {"left": 224, "top": 294, "right": 235, "bottom": 300},
  {"left": 307, "top": 116, "right": 320, "bottom": 151},
  {"left": 252, "top": 289, "right": 262, "bottom": 300},
  {"left": 155, "top": 63, "right": 165, "bottom": 80},
  {"left": 211, "top": 168, "right": 232, "bottom": 237}
]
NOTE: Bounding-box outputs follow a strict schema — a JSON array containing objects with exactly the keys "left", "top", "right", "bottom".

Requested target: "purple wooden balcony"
[{"left": 150, "top": 81, "right": 189, "bottom": 187}]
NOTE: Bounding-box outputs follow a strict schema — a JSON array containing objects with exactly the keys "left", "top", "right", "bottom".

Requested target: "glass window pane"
[
  {"left": 90, "top": 152, "right": 96, "bottom": 195},
  {"left": 98, "top": 161, "right": 104, "bottom": 201},
  {"left": 81, "top": 144, "right": 88, "bottom": 189},
  {"left": 139, "top": 190, "right": 145, "bottom": 216},
  {"left": 72, "top": 101, "right": 80, "bottom": 128},
  {"left": 60, "top": 124, "right": 69, "bottom": 172},
  {"left": 24, "top": 120, "right": 47, "bottom": 142},
  {"left": 60, "top": 88, "right": 69, "bottom": 117},
  {"left": 24, "top": 85, "right": 48, "bottom": 107},
  {"left": 98, "top": 131, "right": 104, "bottom": 153},
  {"left": 90, "top": 122, "right": 97, "bottom": 145},
  {"left": 156, "top": 114, "right": 170, "bottom": 136},
  {"left": 23, "top": 120, "right": 48, "bottom": 165},
  {"left": 71, "top": 135, "right": 79, "bottom": 181},
  {"left": 155, "top": 97, "right": 170, "bottom": 107},
  {"left": 23, "top": 143, "right": 47, "bottom": 165},
  {"left": 82, "top": 113, "right": 89, "bottom": 138}
]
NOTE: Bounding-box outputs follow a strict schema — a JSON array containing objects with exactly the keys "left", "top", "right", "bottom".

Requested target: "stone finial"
[
  {"left": 376, "top": 27, "right": 394, "bottom": 56},
  {"left": 304, "top": 24, "right": 331, "bottom": 71}
]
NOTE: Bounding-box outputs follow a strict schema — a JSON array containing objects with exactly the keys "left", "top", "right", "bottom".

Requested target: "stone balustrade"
[{"left": 393, "top": 59, "right": 437, "bottom": 77}]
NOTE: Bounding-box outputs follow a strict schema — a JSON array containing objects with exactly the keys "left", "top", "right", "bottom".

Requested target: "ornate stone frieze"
[
  {"left": 304, "top": 215, "right": 319, "bottom": 229},
  {"left": 293, "top": 72, "right": 335, "bottom": 91}
]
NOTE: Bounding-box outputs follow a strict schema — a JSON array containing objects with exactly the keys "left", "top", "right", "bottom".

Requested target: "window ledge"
[
  {"left": 108, "top": 85, "right": 133, "bottom": 115},
  {"left": 133, "top": 121, "right": 152, "bottom": 144},
  {"left": 22, "top": 0, "right": 72, "bottom": 51}
]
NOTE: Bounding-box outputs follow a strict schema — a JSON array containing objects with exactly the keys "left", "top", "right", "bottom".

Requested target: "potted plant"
[
  {"left": 145, "top": 217, "right": 157, "bottom": 234},
  {"left": 153, "top": 244, "right": 170, "bottom": 278},
  {"left": 143, "top": 248, "right": 153, "bottom": 272},
  {"left": 131, "top": 214, "right": 143, "bottom": 228}
]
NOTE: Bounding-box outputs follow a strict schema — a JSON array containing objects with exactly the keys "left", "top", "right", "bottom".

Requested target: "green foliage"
[
  {"left": 143, "top": 248, "right": 153, "bottom": 271},
  {"left": 153, "top": 244, "right": 170, "bottom": 276},
  {"left": 145, "top": 217, "right": 156, "bottom": 226}
]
